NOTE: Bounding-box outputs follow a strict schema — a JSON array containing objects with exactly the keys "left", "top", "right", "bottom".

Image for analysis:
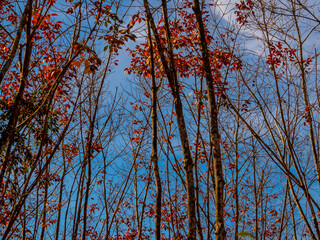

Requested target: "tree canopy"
[{"left": 1, "top": 0, "right": 320, "bottom": 239}]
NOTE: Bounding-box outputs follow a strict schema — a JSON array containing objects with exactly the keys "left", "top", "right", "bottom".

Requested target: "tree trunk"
[
  {"left": 143, "top": 0, "right": 197, "bottom": 238},
  {"left": 146, "top": 20, "right": 162, "bottom": 240},
  {"left": 192, "top": 1, "right": 226, "bottom": 239}
]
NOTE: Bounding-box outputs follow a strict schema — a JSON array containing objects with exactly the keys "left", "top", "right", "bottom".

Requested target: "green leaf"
[
  {"left": 104, "top": 45, "right": 109, "bottom": 51},
  {"left": 237, "top": 231, "right": 255, "bottom": 239}
]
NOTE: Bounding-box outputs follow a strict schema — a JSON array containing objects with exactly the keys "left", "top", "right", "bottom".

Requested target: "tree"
[
  {"left": 2, "top": 0, "right": 320, "bottom": 239},
  {"left": 0, "top": 0, "right": 135, "bottom": 238}
]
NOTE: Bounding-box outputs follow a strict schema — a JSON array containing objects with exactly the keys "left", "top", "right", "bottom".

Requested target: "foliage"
[{"left": 1, "top": 0, "right": 320, "bottom": 239}]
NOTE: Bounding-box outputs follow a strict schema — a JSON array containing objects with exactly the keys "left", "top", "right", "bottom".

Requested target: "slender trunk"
[
  {"left": 143, "top": 1, "right": 197, "bottom": 238},
  {"left": 40, "top": 178, "right": 49, "bottom": 240},
  {"left": 253, "top": 150, "right": 259, "bottom": 240},
  {"left": 192, "top": 1, "right": 226, "bottom": 239},
  {"left": 82, "top": 152, "right": 92, "bottom": 240},
  {"left": 134, "top": 163, "right": 140, "bottom": 235},
  {"left": 234, "top": 121, "right": 240, "bottom": 240},
  {"left": 146, "top": 20, "right": 162, "bottom": 240},
  {"left": 194, "top": 77, "right": 204, "bottom": 240},
  {"left": 288, "top": 190, "right": 298, "bottom": 240},
  {"left": 278, "top": 182, "right": 289, "bottom": 240},
  {"left": 55, "top": 153, "right": 66, "bottom": 240},
  {"left": 72, "top": 169, "right": 85, "bottom": 240}
]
